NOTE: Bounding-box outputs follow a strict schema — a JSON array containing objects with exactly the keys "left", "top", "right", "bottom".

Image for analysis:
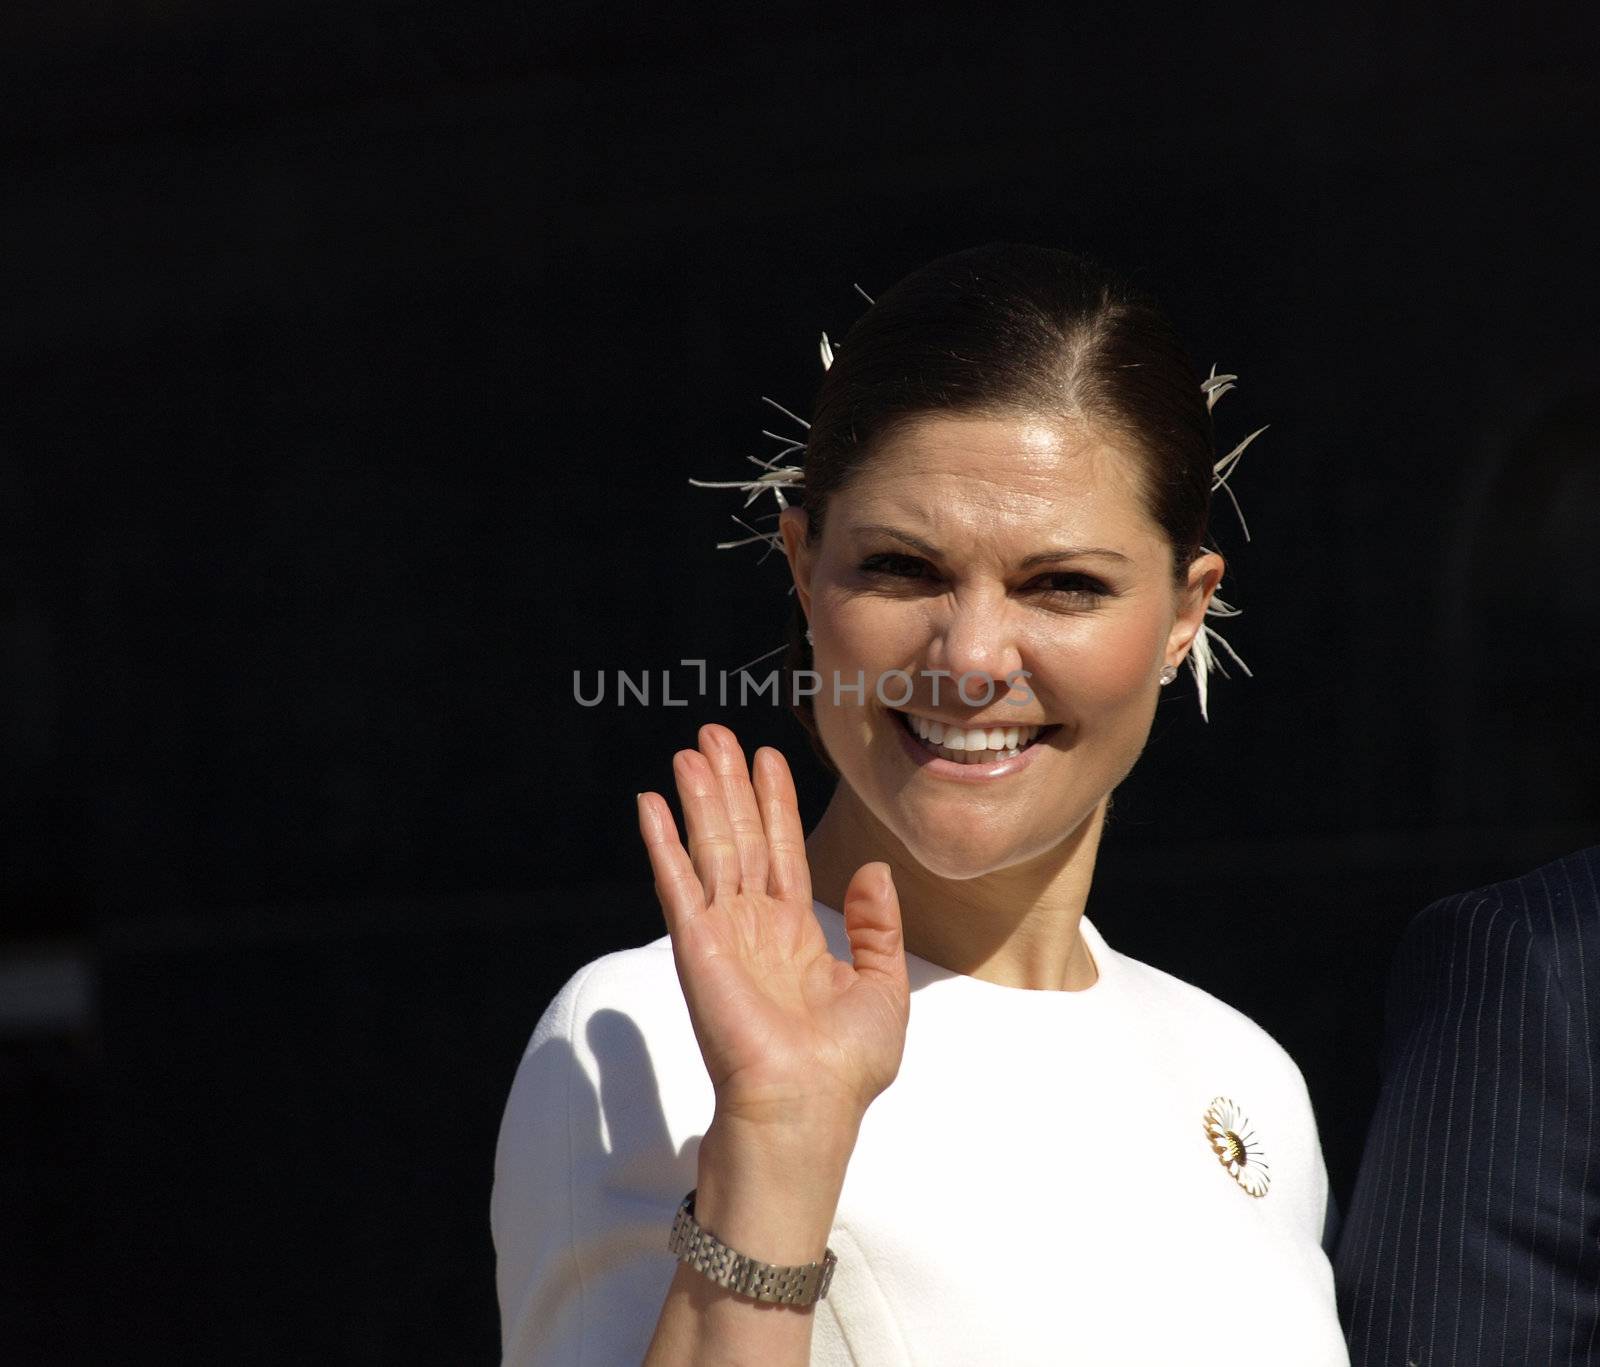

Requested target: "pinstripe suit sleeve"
[{"left": 1335, "top": 848, "right": 1600, "bottom": 1367}]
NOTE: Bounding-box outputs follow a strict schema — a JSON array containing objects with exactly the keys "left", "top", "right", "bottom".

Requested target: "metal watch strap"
[{"left": 666, "top": 1188, "right": 838, "bottom": 1305}]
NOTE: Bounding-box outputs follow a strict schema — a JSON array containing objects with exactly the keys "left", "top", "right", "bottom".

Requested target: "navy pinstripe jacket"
[{"left": 1336, "top": 845, "right": 1600, "bottom": 1365}]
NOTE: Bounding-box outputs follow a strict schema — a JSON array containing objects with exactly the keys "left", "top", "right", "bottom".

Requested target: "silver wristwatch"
[{"left": 666, "top": 1188, "right": 837, "bottom": 1305}]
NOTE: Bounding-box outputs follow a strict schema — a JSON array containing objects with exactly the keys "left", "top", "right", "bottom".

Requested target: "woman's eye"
[
  {"left": 859, "top": 557, "right": 1111, "bottom": 601},
  {"left": 860, "top": 552, "right": 932, "bottom": 579},
  {"left": 1030, "top": 572, "right": 1110, "bottom": 600}
]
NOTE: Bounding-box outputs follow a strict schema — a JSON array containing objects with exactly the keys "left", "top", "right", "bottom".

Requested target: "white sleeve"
[{"left": 490, "top": 956, "right": 691, "bottom": 1367}]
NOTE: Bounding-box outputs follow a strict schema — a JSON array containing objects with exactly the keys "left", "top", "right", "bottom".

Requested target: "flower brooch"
[{"left": 1202, "top": 1096, "right": 1271, "bottom": 1198}]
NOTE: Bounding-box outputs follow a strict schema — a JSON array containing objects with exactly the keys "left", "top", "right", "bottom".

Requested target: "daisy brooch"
[{"left": 1202, "top": 1096, "right": 1271, "bottom": 1198}]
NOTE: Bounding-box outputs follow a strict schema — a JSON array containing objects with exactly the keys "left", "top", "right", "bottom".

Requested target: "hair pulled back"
[{"left": 782, "top": 241, "right": 1217, "bottom": 775}]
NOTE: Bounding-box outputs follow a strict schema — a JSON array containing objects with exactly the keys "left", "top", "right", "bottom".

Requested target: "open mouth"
[{"left": 893, "top": 709, "right": 1060, "bottom": 765}]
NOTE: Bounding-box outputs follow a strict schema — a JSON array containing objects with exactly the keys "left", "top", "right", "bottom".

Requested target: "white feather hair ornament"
[
  {"left": 690, "top": 301, "right": 1264, "bottom": 720},
  {"left": 1187, "top": 362, "right": 1268, "bottom": 720}
]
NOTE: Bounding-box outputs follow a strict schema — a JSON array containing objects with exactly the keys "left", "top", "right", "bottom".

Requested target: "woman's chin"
[
  {"left": 890, "top": 820, "right": 1044, "bottom": 881},
  {"left": 871, "top": 785, "right": 1106, "bottom": 882}
]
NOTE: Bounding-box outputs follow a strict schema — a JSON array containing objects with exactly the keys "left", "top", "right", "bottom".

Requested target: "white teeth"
[{"left": 900, "top": 712, "right": 1043, "bottom": 762}]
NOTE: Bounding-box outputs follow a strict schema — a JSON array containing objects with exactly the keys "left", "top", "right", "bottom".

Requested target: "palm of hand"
[{"left": 636, "top": 724, "right": 910, "bottom": 1132}]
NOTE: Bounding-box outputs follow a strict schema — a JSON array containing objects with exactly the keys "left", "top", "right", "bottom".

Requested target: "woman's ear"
[
  {"left": 1165, "top": 550, "right": 1225, "bottom": 667},
  {"left": 778, "top": 507, "right": 815, "bottom": 621}
]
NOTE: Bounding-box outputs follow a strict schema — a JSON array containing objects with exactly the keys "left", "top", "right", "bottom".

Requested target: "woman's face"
[{"left": 780, "top": 412, "right": 1222, "bottom": 880}]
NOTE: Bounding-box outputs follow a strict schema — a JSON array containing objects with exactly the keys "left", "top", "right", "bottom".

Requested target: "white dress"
[{"left": 491, "top": 901, "right": 1350, "bottom": 1365}]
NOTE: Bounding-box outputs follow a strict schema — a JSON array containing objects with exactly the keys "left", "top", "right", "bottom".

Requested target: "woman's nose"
[{"left": 926, "top": 593, "right": 1024, "bottom": 702}]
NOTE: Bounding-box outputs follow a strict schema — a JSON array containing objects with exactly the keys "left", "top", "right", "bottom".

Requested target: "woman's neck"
[{"left": 802, "top": 783, "right": 1104, "bottom": 992}]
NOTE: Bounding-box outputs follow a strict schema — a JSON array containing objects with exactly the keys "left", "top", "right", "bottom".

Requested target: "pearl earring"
[
  {"left": 805, "top": 627, "right": 813, "bottom": 645},
  {"left": 1159, "top": 663, "right": 1178, "bottom": 685}
]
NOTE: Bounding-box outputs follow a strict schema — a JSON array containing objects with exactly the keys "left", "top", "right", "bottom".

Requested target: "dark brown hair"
[{"left": 781, "top": 241, "right": 1218, "bottom": 775}]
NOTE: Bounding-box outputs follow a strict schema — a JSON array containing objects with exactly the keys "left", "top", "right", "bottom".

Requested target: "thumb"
[{"left": 842, "top": 861, "right": 909, "bottom": 1000}]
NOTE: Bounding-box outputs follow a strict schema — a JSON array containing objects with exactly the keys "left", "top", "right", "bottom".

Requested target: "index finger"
[{"left": 752, "top": 746, "right": 812, "bottom": 905}]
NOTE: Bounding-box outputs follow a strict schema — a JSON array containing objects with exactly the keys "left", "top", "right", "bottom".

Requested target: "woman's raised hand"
[
  {"left": 636, "top": 727, "right": 904, "bottom": 1363},
  {"left": 636, "top": 724, "right": 910, "bottom": 1141}
]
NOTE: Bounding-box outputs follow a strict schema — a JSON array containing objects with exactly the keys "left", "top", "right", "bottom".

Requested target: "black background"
[{"left": 4, "top": 4, "right": 1599, "bottom": 1362}]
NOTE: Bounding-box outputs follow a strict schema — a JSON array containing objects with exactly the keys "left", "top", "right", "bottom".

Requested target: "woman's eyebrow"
[
  {"left": 1017, "top": 546, "right": 1131, "bottom": 568},
  {"left": 851, "top": 523, "right": 1131, "bottom": 567},
  {"left": 851, "top": 524, "right": 943, "bottom": 558}
]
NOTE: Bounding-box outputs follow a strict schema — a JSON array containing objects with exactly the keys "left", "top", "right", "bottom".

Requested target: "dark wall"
[{"left": 4, "top": 5, "right": 1598, "bottom": 1362}]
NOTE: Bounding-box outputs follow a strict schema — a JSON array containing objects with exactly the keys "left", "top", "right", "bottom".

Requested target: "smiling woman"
[
  {"left": 491, "top": 244, "right": 1351, "bottom": 1365},
  {"left": 780, "top": 411, "right": 1220, "bottom": 915}
]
